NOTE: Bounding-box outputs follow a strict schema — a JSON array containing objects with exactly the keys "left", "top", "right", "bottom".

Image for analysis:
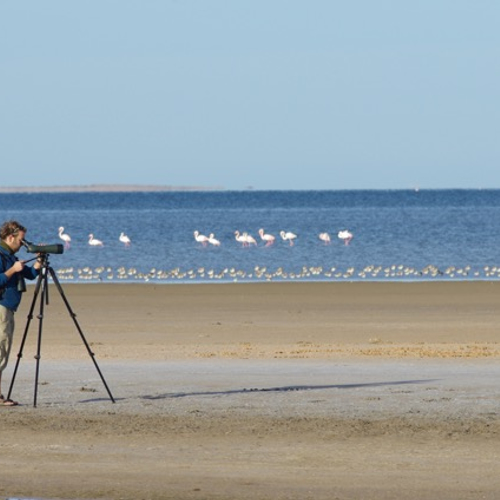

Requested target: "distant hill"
[{"left": 0, "top": 184, "right": 225, "bottom": 193}]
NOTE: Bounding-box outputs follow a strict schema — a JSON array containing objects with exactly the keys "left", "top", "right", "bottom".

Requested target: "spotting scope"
[{"left": 22, "top": 239, "right": 64, "bottom": 255}]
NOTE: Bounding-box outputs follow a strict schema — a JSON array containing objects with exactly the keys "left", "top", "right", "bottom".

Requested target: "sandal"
[{"left": 0, "top": 394, "right": 19, "bottom": 406}]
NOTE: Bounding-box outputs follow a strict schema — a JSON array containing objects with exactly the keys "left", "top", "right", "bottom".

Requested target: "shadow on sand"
[{"left": 141, "top": 379, "right": 437, "bottom": 401}]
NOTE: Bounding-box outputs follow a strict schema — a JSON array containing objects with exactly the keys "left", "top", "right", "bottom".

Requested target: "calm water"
[{"left": 2, "top": 189, "right": 500, "bottom": 283}]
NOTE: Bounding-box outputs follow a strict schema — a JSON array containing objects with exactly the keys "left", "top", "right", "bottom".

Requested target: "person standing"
[{"left": 0, "top": 220, "right": 42, "bottom": 406}]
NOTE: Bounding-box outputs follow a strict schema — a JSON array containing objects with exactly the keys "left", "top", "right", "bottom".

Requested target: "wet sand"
[{"left": 1, "top": 282, "right": 500, "bottom": 499}]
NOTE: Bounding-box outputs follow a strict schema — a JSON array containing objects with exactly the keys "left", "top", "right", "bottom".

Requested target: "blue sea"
[{"left": 2, "top": 189, "right": 500, "bottom": 283}]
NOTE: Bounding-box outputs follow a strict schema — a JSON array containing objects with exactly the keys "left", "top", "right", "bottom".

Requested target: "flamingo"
[
  {"left": 207, "top": 233, "right": 221, "bottom": 246},
  {"left": 338, "top": 230, "right": 353, "bottom": 245},
  {"left": 88, "top": 234, "right": 104, "bottom": 246},
  {"left": 234, "top": 230, "right": 248, "bottom": 247},
  {"left": 258, "top": 228, "right": 275, "bottom": 246},
  {"left": 280, "top": 230, "right": 297, "bottom": 246},
  {"left": 319, "top": 232, "right": 331, "bottom": 245},
  {"left": 119, "top": 232, "right": 131, "bottom": 247},
  {"left": 194, "top": 230, "right": 209, "bottom": 247},
  {"left": 58, "top": 226, "right": 71, "bottom": 249},
  {"left": 243, "top": 232, "right": 257, "bottom": 246}
]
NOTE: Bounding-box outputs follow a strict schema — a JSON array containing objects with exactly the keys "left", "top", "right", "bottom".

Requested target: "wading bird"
[
  {"left": 88, "top": 234, "right": 104, "bottom": 246},
  {"left": 194, "top": 230, "right": 209, "bottom": 247},
  {"left": 318, "top": 232, "right": 331, "bottom": 245},
  {"left": 58, "top": 226, "right": 71, "bottom": 249},
  {"left": 258, "top": 228, "right": 275, "bottom": 246},
  {"left": 280, "top": 230, "right": 297, "bottom": 246},
  {"left": 243, "top": 232, "right": 257, "bottom": 246},
  {"left": 234, "top": 230, "right": 248, "bottom": 247},
  {"left": 338, "top": 230, "right": 353, "bottom": 245},
  {"left": 119, "top": 232, "right": 131, "bottom": 247},
  {"left": 208, "top": 233, "right": 221, "bottom": 246}
]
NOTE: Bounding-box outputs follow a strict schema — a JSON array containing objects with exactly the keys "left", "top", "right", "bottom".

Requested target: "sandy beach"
[{"left": 2, "top": 282, "right": 500, "bottom": 499}]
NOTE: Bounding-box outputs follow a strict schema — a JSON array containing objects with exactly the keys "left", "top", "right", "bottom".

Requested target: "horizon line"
[{"left": 0, "top": 184, "right": 496, "bottom": 194}]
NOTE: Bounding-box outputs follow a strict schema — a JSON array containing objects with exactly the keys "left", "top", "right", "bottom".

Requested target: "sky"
[{"left": 1, "top": 1, "right": 499, "bottom": 191}]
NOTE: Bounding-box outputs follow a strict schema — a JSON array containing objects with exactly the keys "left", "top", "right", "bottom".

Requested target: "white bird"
[
  {"left": 58, "top": 226, "right": 71, "bottom": 249},
  {"left": 338, "top": 230, "right": 353, "bottom": 245},
  {"left": 207, "top": 233, "right": 221, "bottom": 246},
  {"left": 319, "top": 232, "right": 331, "bottom": 245},
  {"left": 119, "top": 232, "right": 131, "bottom": 247},
  {"left": 280, "top": 230, "right": 297, "bottom": 246},
  {"left": 88, "top": 234, "right": 104, "bottom": 246},
  {"left": 194, "top": 230, "right": 209, "bottom": 247},
  {"left": 234, "top": 230, "right": 248, "bottom": 247},
  {"left": 243, "top": 232, "right": 257, "bottom": 246},
  {"left": 258, "top": 228, "right": 275, "bottom": 246}
]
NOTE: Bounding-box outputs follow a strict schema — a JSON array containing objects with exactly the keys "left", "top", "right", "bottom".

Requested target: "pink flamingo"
[
  {"left": 119, "top": 232, "right": 131, "bottom": 247},
  {"left": 58, "top": 226, "right": 71, "bottom": 249},
  {"left": 319, "top": 232, "right": 331, "bottom": 245},
  {"left": 194, "top": 230, "right": 209, "bottom": 247},
  {"left": 208, "top": 233, "right": 221, "bottom": 246},
  {"left": 234, "top": 230, "right": 247, "bottom": 246},
  {"left": 338, "top": 230, "right": 353, "bottom": 245},
  {"left": 280, "top": 230, "right": 297, "bottom": 246},
  {"left": 243, "top": 232, "right": 257, "bottom": 246},
  {"left": 88, "top": 234, "right": 104, "bottom": 246},
  {"left": 258, "top": 228, "right": 275, "bottom": 246}
]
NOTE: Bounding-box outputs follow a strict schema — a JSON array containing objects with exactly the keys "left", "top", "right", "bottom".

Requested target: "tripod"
[{"left": 7, "top": 254, "right": 115, "bottom": 407}]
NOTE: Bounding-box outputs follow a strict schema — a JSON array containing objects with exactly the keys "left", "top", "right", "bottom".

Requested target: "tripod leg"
[
  {"left": 6, "top": 267, "right": 45, "bottom": 404},
  {"left": 33, "top": 272, "right": 49, "bottom": 407},
  {"left": 48, "top": 266, "right": 115, "bottom": 403}
]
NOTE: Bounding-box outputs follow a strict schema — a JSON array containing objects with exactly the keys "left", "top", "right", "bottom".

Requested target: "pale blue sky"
[{"left": 1, "top": 1, "right": 499, "bottom": 190}]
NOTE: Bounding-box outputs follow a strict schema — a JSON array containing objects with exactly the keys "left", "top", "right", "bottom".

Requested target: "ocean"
[{"left": 2, "top": 189, "right": 500, "bottom": 283}]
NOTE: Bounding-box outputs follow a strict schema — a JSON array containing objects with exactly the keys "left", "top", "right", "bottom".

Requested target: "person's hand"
[
  {"left": 11, "top": 260, "right": 25, "bottom": 273},
  {"left": 34, "top": 254, "right": 43, "bottom": 270}
]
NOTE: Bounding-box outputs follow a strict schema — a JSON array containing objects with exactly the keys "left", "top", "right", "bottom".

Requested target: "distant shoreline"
[
  {"left": 0, "top": 184, "right": 225, "bottom": 193},
  {"left": 1, "top": 186, "right": 495, "bottom": 194}
]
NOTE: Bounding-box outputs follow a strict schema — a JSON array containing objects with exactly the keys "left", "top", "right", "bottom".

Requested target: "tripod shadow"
[{"left": 140, "top": 378, "right": 437, "bottom": 401}]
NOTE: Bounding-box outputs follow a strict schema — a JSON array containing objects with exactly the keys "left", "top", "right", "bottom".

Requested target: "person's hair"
[{"left": 0, "top": 220, "right": 27, "bottom": 240}]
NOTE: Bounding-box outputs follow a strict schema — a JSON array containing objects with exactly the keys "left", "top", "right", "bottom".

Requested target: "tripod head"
[
  {"left": 23, "top": 252, "right": 50, "bottom": 268},
  {"left": 37, "top": 252, "right": 50, "bottom": 266}
]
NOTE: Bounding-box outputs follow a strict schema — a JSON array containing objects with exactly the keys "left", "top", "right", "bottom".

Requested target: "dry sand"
[{"left": 1, "top": 282, "right": 500, "bottom": 499}]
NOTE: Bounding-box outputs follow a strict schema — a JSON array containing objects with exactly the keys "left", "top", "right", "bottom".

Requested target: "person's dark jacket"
[{"left": 0, "top": 243, "right": 39, "bottom": 311}]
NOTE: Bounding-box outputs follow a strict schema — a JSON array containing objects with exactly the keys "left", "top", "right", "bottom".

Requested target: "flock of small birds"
[
  {"left": 194, "top": 229, "right": 354, "bottom": 247},
  {"left": 54, "top": 263, "right": 500, "bottom": 283}
]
